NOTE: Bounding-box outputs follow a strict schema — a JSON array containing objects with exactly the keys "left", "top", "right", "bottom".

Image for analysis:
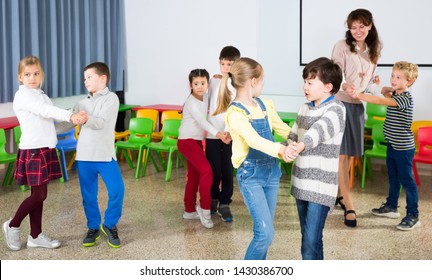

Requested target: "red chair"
[{"left": 412, "top": 126, "right": 432, "bottom": 186}]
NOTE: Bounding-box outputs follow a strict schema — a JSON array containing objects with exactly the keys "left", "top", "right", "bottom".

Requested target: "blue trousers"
[
  {"left": 77, "top": 160, "right": 125, "bottom": 229},
  {"left": 296, "top": 199, "right": 329, "bottom": 260},
  {"left": 386, "top": 144, "right": 419, "bottom": 217},
  {"left": 237, "top": 158, "right": 281, "bottom": 260}
]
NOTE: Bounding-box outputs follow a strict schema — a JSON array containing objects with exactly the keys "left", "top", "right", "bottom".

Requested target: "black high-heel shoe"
[
  {"left": 335, "top": 196, "right": 346, "bottom": 211},
  {"left": 344, "top": 210, "right": 357, "bottom": 227}
]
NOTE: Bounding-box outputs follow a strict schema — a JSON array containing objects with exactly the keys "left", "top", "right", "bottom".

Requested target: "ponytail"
[{"left": 213, "top": 74, "right": 232, "bottom": 115}]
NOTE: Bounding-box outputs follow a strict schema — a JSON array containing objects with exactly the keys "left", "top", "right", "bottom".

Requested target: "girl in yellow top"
[{"left": 214, "top": 57, "right": 295, "bottom": 260}]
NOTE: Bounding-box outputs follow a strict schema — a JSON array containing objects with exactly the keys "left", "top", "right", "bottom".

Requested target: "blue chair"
[{"left": 56, "top": 127, "right": 77, "bottom": 182}]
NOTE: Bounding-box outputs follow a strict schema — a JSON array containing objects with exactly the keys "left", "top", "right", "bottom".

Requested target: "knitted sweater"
[{"left": 288, "top": 99, "right": 346, "bottom": 211}]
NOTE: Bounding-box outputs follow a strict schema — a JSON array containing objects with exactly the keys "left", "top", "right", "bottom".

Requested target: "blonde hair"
[
  {"left": 393, "top": 61, "right": 418, "bottom": 85},
  {"left": 17, "top": 55, "right": 45, "bottom": 88},
  {"left": 213, "top": 57, "right": 263, "bottom": 115}
]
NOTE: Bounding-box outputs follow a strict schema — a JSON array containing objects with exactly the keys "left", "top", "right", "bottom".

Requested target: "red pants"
[{"left": 177, "top": 139, "right": 212, "bottom": 212}]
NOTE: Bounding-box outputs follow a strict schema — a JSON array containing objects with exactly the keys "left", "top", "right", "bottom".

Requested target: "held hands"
[
  {"left": 70, "top": 111, "right": 88, "bottom": 125},
  {"left": 280, "top": 142, "right": 303, "bottom": 162},
  {"left": 216, "top": 131, "right": 232, "bottom": 144}
]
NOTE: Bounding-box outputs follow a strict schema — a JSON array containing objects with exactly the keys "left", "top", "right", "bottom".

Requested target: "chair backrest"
[
  {"left": 411, "top": 120, "right": 432, "bottom": 151},
  {"left": 128, "top": 117, "right": 154, "bottom": 144},
  {"left": 371, "top": 123, "right": 387, "bottom": 151},
  {"left": 365, "top": 103, "right": 387, "bottom": 127},
  {"left": 136, "top": 109, "right": 159, "bottom": 131},
  {"left": 0, "top": 129, "right": 8, "bottom": 155},
  {"left": 161, "top": 119, "right": 181, "bottom": 145},
  {"left": 57, "top": 127, "right": 77, "bottom": 147},
  {"left": 417, "top": 126, "right": 432, "bottom": 157},
  {"left": 160, "top": 110, "right": 182, "bottom": 125},
  {"left": 13, "top": 126, "right": 21, "bottom": 145}
]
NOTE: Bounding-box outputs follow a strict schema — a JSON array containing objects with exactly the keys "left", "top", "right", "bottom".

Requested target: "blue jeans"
[
  {"left": 77, "top": 160, "right": 125, "bottom": 229},
  {"left": 237, "top": 158, "right": 281, "bottom": 260},
  {"left": 386, "top": 144, "right": 419, "bottom": 216},
  {"left": 296, "top": 199, "right": 329, "bottom": 260}
]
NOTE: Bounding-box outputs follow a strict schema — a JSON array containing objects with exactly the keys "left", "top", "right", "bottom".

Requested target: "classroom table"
[
  {"left": 277, "top": 111, "right": 297, "bottom": 125},
  {"left": 0, "top": 116, "right": 19, "bottom": 130},
  {"left": 132, "top": 104, "right": 183, "bottom": 113},
  {"left": 0, "top": 116, "right": 19, "bottom": 153}
]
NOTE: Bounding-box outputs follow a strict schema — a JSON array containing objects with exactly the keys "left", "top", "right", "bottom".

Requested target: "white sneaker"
[
  {"left": 27, "top": 233, "right": 61, "bottom": 249},
  {"left": 182, "top": 211, "right": 200, "bottom": 220},
  {"left": 196, "top": 205, "right": 214, "bottom": 229},
  {"left": 2, "top": 218, "right": 21, "bottom": 251}
]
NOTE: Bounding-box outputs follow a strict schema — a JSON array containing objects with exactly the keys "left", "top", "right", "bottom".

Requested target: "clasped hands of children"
[
  {"left": 70, "top": 111, "right": 88, "bottom": 125},
  {"left": 280, "top": 141, "right": 304, "bottom": 163},
  {"left": 216, "top": 131, "right": 232, "bottom": 144}
]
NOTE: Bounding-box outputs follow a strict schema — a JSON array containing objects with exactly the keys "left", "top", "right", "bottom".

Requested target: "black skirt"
[{"left": 340, "top": 102, "right": 365, "bottom": 157}]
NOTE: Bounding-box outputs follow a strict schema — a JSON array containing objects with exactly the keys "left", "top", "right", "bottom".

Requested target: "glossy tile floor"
[{"left": 1, "top": 158, "right": 432, "bottom": 260}]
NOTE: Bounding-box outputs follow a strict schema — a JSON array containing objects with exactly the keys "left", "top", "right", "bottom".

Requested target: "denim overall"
[{"left": 232, "top": 98, "right": 282, "bottom": 260}]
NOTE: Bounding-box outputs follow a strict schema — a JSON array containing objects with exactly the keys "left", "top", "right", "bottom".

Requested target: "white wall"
[
  {"left": 123, "top": 0, "right": 432, "bottom": 120},
  {"left": 1, "top": 0, "right": 430, "bottom": 121}
]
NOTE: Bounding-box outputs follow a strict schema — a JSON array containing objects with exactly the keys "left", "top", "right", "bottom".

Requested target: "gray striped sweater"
[{"left": 288, "top": 99, "right": 346, "bottom": 211}]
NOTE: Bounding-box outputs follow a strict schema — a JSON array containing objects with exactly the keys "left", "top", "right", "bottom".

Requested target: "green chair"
[
  {"left": 361, "top": 123, "right": 387, "bottom": 189},
  {"left": 11, "top": 126, "right": 30, "bottom": 191},
  {"left": 143, "top": 119, "right": 183, "bottom": 182},
  {"left": 0, "top": 128, "right": 16, "bottom": 187},
  {"left": 365, "top": 103, "right": 387, "bottom": 129},
  {"left": 273, "top": 124, "right": 295, "bottom": 196},
  {"left": 115, "top": 117, "right": 156, "bottom": 179},
  {"left": 364, "top": 103, "right": 386, "bottom": 149}
]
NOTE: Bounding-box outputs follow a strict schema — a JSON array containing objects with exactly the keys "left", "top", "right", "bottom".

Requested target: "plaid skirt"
[{"left": 14, "top": 148, "right": 62, "bottom": 186}]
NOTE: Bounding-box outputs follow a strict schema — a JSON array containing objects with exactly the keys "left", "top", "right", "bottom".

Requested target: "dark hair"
[
  {"left": 303, "top": 57, "right": 342, "bottom": 94},
  {"left": 188, "top": 69, "right": 209, "bottom": 93},
  {"left": 219, "top": 46, "right": 241, "bottom": 61},
  {"left": 84, "top": 62, "right": 110, "bottom": 84},
  {"left": 345, "top": 9, "right": 382, "bottom": 64}
]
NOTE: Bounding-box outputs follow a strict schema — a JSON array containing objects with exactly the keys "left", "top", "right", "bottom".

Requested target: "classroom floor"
[{"left": 1, "top": 157, "right": 432, "bottom": 260}]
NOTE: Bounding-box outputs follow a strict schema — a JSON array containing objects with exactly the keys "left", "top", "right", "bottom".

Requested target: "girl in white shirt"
[
  {"left": 178, "top": 69, "right": 228, "bottom": 229},
  {"left": 2, "top": 55, "right": 83, "bottom": 251}
]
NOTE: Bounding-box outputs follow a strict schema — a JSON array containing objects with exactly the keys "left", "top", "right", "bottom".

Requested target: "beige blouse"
[{"left": 331, "top": 39, "right": 377, "bottom": 104}]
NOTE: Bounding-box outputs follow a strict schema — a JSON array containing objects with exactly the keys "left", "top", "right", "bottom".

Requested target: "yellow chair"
[
  {"left": 136, "top": 109, "right": 159, "bottom": 132},
  {"left": 411, "top": 120, "right": 432, "bottom": 152},
  {"left": 151, "top": 110, "right": 182, "bottom": 141}
]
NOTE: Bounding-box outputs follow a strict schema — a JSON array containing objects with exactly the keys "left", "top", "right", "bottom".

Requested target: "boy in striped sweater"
[
  {"left": 287, "top": 57, "right": 346, "bottom": 260},
  {"left": 351, "top": 61, "right": 419, "bottom": 231}
]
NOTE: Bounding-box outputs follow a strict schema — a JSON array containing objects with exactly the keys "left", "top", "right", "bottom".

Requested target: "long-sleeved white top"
[
  {"left": 13, "top": 85, "right": 72, "bottom": 149},
  {"left": 178, "top": 93, "right": 219, "bottom": 140}
]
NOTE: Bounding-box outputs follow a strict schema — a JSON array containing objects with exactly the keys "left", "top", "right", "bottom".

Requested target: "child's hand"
[
  {"left": 223, "top": 131, "right": 232, "bottom": 144},
  {"left": 345, "top": 84, "right": 357, "bottom": 98},
  {"left": 280, "top": 142, "right": 297, "bottom": 162},
  {"left": 70, "top": 111, "right": 88, "bottom": 125},
  {"left": 373, "top": 75, "right": 381, "bottom": 86}
]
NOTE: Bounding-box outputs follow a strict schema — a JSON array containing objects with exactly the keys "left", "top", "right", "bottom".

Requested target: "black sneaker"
[
  {"left": 101, "top": 225, "right": 121, "bottom": 248},
  {"left": 371, "top": 203, "right": 400, "bottom": 219},
  {"left": 396, "top": 215, "right": 421, "bottom": 231},
  {"left": 83, "top": 229, "right": 100, "bottom": 247},
  {"left": 211, "top": 199, "right": 219, "bottom": 215},
  {"left": 218, "top": 204, "right": 233, "bottom": 222}
]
